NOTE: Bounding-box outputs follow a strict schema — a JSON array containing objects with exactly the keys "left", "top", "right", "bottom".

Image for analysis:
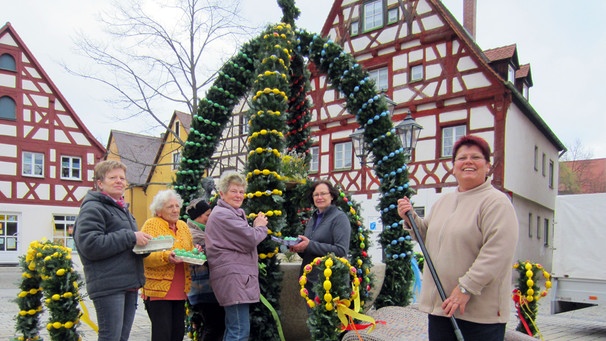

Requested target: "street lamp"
[
  {"left": 395, "top": 110, "right": 423, "bottom": 155},
  {"left": 350, "top": 128, "right": 368, "bottom": 165}
]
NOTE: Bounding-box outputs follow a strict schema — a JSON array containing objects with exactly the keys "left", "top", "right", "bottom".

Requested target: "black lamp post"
[
  {"left": 350, "top": 128, "right": 368, "bottom": 165},
  {"left": 395, "top": 110, "right": 423, "bottom": 155}
]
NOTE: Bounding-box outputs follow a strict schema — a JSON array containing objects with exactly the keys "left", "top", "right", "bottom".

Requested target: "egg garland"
[
  {"left": 14, "top": 239, "right": 84, "bottom": 341},
  {"left": 172, "top": 5, "right": 417, "bottom": 338},
  {"left": 512, "top": 260, "right": 552, "bottom": 337}
]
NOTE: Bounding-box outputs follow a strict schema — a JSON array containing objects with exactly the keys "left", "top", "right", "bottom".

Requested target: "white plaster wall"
[
  {"left": 504, "top": 104, "right": 559, "bottom": 209},
  {"left": 0, "top": 203, "right": 83, "bottom": 269}
]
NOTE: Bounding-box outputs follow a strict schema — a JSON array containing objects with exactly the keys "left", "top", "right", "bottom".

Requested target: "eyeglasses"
[
  {"left": 454, "top": 155, "right": 485, "bottom": 162},
  {"left": 228, "top": 189, "right": 245, "bottom": 195},
  {"left": 313, "top": 192, "right": 330, "bottom": 198}
]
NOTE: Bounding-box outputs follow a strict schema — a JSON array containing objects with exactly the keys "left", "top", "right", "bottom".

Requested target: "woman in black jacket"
[{"left": 74, "top": 160, "right": 152, "bottom": 341}]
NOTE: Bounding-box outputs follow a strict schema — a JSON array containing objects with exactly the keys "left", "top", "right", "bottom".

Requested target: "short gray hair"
[
  {"left": 149, "top": 189, "right": 183, "bottom": 216},
  {"left": 217, "top": 172, "right": 247, "bottom": 193}
]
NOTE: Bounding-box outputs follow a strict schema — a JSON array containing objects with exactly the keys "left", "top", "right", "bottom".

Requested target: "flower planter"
[{"left": 278, "top": 262, "right": 386, "bottom": 341}]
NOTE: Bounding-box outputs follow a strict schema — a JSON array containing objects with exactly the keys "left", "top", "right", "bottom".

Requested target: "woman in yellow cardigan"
[{"left": 141, "top": 189, "right": 195, "bottom": 341}]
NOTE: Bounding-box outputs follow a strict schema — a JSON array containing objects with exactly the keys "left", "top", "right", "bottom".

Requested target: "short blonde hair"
[
  {"left": 94, "top": 160, "right": 127, "bottom": 190},
  {"left": 217, "top": 172, "right": 247, "bottom": 193},
  {"left": 149, "top": 189, "right": 183, "bottom": 216}
]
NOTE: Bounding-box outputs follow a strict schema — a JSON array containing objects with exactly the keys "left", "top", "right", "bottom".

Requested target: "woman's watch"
[{"left": 459, "top": 284, "right": 470, "bottom": 295}]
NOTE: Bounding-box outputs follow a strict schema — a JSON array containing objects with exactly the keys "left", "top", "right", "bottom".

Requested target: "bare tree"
[
  {"left": 559, "top": 139, "right": 602, "bottom": 194},
  {"left": 65, "top": 0, "right": 255, "bottom": 140}
]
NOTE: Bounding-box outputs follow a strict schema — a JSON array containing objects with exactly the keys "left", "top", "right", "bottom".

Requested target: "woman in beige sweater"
[{"left": 398, "top": 135, "right": 519, "bottom": 341}]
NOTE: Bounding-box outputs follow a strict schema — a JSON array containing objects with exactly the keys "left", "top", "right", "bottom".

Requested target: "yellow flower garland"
[{"left": 513, "top": 261, "right": 552, "bottom": 302}]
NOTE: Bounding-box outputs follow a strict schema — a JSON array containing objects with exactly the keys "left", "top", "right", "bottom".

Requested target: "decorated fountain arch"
[{"left": 173, "top": 1, "right": 417, "bottom": 340}]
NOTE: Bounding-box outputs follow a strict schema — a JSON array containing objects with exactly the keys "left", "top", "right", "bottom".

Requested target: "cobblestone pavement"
[{"left": 2, "top": 265, "right": 606, "bottom": 340}]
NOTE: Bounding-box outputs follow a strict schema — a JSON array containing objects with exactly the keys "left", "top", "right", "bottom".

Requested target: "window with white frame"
[
  {"left": 61, "top": 156, "right": 82, "bottom": 180},
  {"left": 350, "top": 21, "right": 359, "bottom": 36},
  {"left": 309, "top": 146, "right": 319, "bottom": 173},
  {"left": 368, "top": 67, "right": 389, "bottom": 92},
  {"left": 387, "top": 7, "right": 399, "bottom": 24},
  {"left": 0, "top": 213, "right": 19, "bottom": 251},
  {"left": 441, "top": 125, "right": 466, "bottom": 158},
  {"left": 53, "top": 214, "right": 77, "bottom": 251},
  {"left": 364, "top": 0, "right": 383, "bottom": 32},
  {"left": 413, "top": 207, "right": 425, "bottom": 218},
  {"left": 508, "top": 64, "right": 516, "bottom": 83},
  {"left": 239, "top": 113, "right": 249, "bottom": 135},
  {"left": 523, "top": 84, "right": 529, "bottom": 100},
  {"left": 172, "top": 151, "right": 181, "bottom": 170},
  {"left": 174, "top": 121, "right": 180, "bottom": 139},
  {"left": 22, "top": 151, "right": 44, "bottom": 177},
  {"left": 410, "top": 64, "right": 424, "bottom": 82},
  {"left": 334, "top": 142, "right": 353, "bottom": 170}
]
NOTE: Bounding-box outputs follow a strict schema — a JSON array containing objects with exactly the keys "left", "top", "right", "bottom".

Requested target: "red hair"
[{"left": 452, "top": 135, "right": 491, "bottom": 162}]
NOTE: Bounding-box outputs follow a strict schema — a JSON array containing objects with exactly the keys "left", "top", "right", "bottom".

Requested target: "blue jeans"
[
  {"left": 92, "top": 290, "right": 138, "bottom": 341},
  {"left": 428, "top": 314, "right": 506, "bottom": 341},
  {"left": 223, "top": 303, "right": 250, "bottom": 341}
]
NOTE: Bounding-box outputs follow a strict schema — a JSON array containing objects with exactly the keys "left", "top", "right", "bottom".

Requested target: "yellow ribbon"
[
  {"left": 335, "top": 285, "right": 376, "bottom": 332},
  {"left": 79, "top": 299, "right": 99, "bottom": 332}
]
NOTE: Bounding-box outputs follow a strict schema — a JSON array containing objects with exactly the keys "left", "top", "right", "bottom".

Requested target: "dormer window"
[
  {"left": 508, "top": 64, "right": 516, "bottom": 83},
  {"left": 523, "top": 83, "right": 529, "bottom": 100},
  {"left": 364, "top": 0, "right": 384, "bottom": 32}
]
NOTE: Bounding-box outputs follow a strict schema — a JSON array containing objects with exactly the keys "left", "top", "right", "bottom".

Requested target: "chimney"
[{"left": 463, "top": 0, "right": 477, "bottom": 39}]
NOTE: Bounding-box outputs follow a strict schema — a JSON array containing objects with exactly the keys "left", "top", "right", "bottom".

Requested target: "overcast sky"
[{"left": 3, "top": 1, "right": 605, "bottom": 158}]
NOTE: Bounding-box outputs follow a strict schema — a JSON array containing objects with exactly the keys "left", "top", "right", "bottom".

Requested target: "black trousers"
[
  {"left": 428, "top": 314, "right": 506, "bottom": 341},
  {"left": 144, "top": 299, "right": 186, "bottom": 341},
  {"left": 193, "top": 302, "right": 226, "bottom": 341}
]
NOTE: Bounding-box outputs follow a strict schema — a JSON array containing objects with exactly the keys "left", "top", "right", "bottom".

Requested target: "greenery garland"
[
  {"left": 512, "top": 260, "right": 552, "bottom": 337},
  {"left": 14, "top": 239, "right": 83, "bottom": 341},
  {"left": 295, "top": 29, "right": 415, "bottom": 307},
  {"left": 173, "top": 1, "right": 416, "bottom": 338}
]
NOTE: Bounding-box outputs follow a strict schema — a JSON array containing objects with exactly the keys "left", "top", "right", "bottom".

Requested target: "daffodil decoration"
[
  {"left": 14, "top": 239, "right": 84, "bottom": 341},
  {"left": 512, "top": 260, "right": 552, "bottom": 337},
  {"left": 299, "top": 253, "right": 374, "bottom": 341}
]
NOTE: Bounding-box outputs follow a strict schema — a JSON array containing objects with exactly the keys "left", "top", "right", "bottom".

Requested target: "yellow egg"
[{"left": 323, "top": 280, "right": 332, "bottom": 291}]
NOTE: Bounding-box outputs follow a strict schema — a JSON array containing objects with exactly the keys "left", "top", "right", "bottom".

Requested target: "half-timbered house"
[
  {"left": 0, "top": 23, "right": 106, "bottom": 264},
  {"left": 305, "top": 0, "right": 565, "bottom": 268},
  {"left": 210, "top": 0, "right": 565, "bottom": 268}
]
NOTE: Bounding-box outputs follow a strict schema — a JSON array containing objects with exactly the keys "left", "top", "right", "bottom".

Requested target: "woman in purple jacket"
[{"left": 204, "top": 172, "right": 268, "bottom": 341}]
